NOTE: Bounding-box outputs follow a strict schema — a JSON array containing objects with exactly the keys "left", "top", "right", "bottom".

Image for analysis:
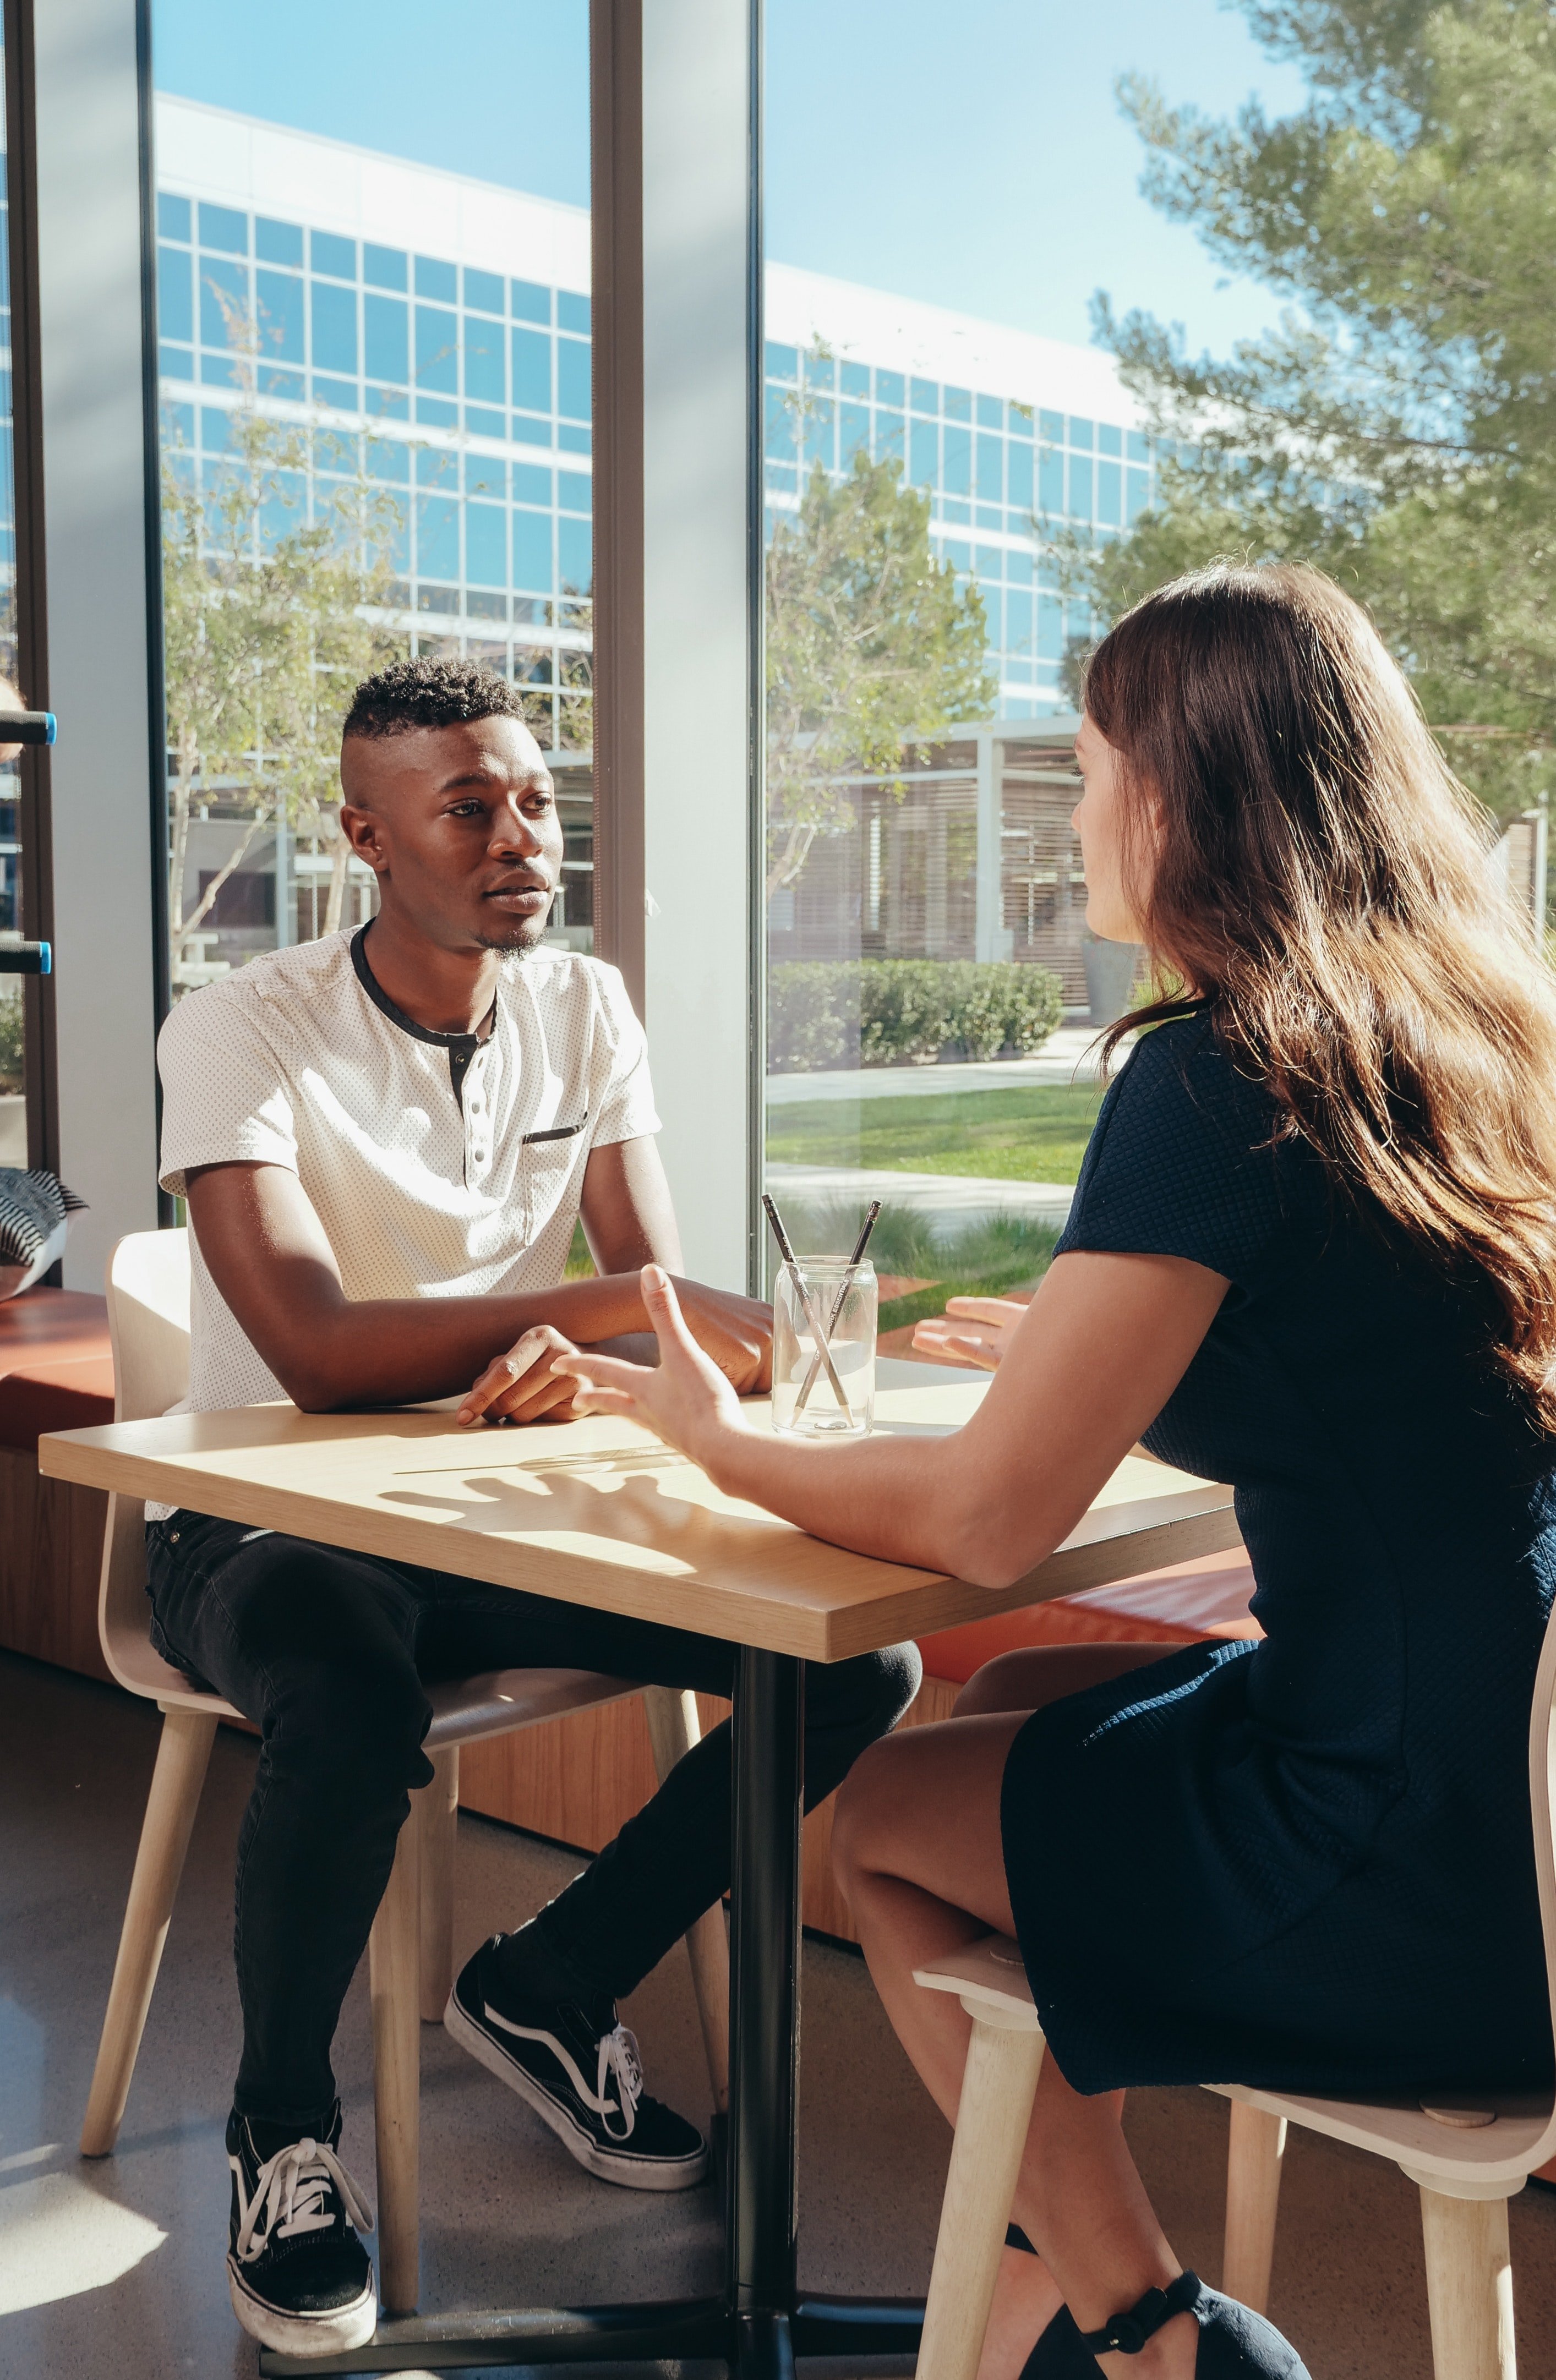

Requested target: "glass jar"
[{"left": 772, "top": 1259, "right": 877, "bottom": 1437}]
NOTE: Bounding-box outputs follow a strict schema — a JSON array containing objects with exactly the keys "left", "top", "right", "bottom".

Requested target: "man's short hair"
[{"left": 342, "top": 657, "right": 531, "bottom": 742}]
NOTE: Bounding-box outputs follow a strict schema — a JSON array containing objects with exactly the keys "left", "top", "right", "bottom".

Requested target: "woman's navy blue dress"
[{"left": 1000, "top": 1011, "right": 1556, "bottom": 2097}]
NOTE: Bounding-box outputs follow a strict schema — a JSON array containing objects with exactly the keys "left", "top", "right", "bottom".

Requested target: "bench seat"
[{"left": 0, "top": 1286, "right": 116, "bottom": 1680}]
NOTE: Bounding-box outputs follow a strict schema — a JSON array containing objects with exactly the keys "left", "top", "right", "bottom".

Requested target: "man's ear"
[{"left": 338, "top": 799, "right": 387, "bottom": 879}]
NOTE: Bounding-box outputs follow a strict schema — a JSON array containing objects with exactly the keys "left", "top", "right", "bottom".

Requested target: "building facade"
[{"left": 152, "top": 96, "right": 1165, "bottom": 985}]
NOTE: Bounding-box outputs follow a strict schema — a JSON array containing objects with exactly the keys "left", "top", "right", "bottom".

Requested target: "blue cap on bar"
[{"left": 38, "top": 941, "right": 51, "bottom": 973}]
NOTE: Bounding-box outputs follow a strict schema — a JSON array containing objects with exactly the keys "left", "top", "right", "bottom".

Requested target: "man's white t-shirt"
[{"left": 157, "top": 927, "right": 661, "bottom": 1417}]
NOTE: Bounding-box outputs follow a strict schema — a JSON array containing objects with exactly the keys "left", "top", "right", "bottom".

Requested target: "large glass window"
[
  {"left": 150, "top": 2, "right": 593, "bottom": 991},
  {"left": 760, "top": 0, "right": 1346, "bottom": 1341}
]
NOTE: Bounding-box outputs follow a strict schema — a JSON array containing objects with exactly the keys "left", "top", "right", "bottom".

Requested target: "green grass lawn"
[{"left": 766, "top": 1082, "right": 1106, "bottom": 1186}]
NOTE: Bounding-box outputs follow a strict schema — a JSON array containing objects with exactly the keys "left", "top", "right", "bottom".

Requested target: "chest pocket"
[{"left": 521, "top": 1113, "right": 588, "bottom": 1240}]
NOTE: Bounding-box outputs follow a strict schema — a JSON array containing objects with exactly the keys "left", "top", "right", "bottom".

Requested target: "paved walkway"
[
  {"left": 766, "top": 1159, "right": 1074, "bottom": 1234},
  {"left": 765, "top": 1022, "right": 1120, "bottom": 1105}
]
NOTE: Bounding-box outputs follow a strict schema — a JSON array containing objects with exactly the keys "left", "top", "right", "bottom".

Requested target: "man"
[{"left": 150, "top": 659, "right": 921, "bottom": 2357}]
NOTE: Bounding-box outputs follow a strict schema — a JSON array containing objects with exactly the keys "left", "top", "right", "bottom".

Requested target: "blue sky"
[{"left": 151, "top": 0, "right": 1307, "bottom": 357}]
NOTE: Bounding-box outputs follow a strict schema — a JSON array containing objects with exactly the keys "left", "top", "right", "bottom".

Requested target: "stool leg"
[
  {"left": 1222, "top": 2100, "right": 1286, "bottom": 2313},
  {"left": 369, "top": 1810, "right": 421, "bottom": 2315},
  {"left": 80, "top": 1708, "right": 219, "bottom": 2157},
  {"left": 416, "top": 1745, "right": 460, "bottom": 2023},
  {"left": 643, "top": 1686, "right": 730, "bottom": 2114},
  {"left": 1418, "top": 2186, "right": 1515, "bottom": 2380},
  {"left": 918, "top": 2011, "right": 1046, "bottom": 2380}
]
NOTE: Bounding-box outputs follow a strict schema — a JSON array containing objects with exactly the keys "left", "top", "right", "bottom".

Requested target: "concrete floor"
[{"left": 3, "top": 1648, "right": 1556, "bottom": 2379}]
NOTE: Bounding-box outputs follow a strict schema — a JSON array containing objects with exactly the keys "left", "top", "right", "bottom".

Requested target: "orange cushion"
[
  {"left": 0, "top": 1285, "right": 114, "bottom": 1451},
  {"left": 916, "top": 1547, "right": 1259, "bottom": 1687}
]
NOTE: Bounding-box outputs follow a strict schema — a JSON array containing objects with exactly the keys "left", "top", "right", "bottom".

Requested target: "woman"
[{"left": 548, "top": 565, "right": 1556, "bottom": 2377}]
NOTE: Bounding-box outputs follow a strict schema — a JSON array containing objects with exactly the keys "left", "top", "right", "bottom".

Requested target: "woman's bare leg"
[{"left": 831, "top": 1644, "right": 1194, "bottom": 2380}]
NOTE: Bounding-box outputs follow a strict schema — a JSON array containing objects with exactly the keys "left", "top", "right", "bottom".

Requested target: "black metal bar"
[
  {"left": 727, "top": 1647, "right": 805, "bottom": 2319},
  {"left": 2, "top": 0, "right": 59, "bottom": 1181},
  {"left": 258, "top": 2294, "right": 729, "bottom": 2377},
  {"left": 734, "top": 2308, "right": 795, "bottom": 2380},
  {"left": 792, "top": 2294, "right": 927, "bottom": 2359}
]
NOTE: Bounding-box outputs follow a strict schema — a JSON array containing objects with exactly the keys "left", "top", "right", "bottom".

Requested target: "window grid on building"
[
  {"left": 155, "top": 190, "right": 594, "bottom": 753},
  {"left": 762, "top": 340, "right": 1162, "bottom": 718}
]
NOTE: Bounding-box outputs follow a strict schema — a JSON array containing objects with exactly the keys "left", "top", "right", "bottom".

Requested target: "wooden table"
[{"left": 41, "top": 1372, "right": 1238, "bottom": 2380}]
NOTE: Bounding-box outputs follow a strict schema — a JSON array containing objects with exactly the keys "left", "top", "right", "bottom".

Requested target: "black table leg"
[
  {"left": 728, "top": 1647, "right": 804, "bottom": 2380},
  {"left": 261, "top": 1639, "right": 923, "bottom": 2377}
]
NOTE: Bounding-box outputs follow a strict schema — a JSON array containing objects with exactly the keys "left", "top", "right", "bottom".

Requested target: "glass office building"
[{"left": 152, "top": 96, "right": 1160, "bottom": 972}]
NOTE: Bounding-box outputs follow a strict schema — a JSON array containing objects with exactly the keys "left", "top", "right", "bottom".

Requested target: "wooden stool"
[{"left": 913, "top": 1934, "right": 1047, "bottom": 2380}]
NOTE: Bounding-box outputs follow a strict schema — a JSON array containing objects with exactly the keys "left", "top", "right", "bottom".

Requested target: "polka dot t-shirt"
[{"left": 157, "top": 927, "right": 660, "bottom": 1415}]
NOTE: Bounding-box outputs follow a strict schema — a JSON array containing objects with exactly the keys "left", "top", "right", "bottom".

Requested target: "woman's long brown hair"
[{"left": 1085, "top": 561, "right": 1556, "bottom": 1432}]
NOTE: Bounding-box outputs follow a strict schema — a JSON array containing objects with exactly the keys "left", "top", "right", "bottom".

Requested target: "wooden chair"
[
  {"left": 911, "top": 1597, "right": 1556, "bottom": 2380},
  {"left": 78, "top": 1228, "right": 729, "bottom": 2315}
]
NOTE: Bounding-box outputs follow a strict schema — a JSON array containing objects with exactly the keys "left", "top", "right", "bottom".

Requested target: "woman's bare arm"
[{"left": 556, "top": 1251, "right": 1229, "bottom": 1590}]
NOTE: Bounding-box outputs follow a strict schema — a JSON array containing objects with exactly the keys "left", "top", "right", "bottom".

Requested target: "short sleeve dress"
[{"left": 1000, "top": 1010, "right": 1556, "bottom": 2098}]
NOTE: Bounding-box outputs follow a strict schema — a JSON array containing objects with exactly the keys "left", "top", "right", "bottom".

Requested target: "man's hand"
[
  {"left": 457, "top": 1325, "right": 583, "bottom": 1426},
  {"left": 457, "top": 1282, "right": 771, "bottom": 1425},
  {"left": 670, "top": 1280, "right": 772, "bottom": 1393}
]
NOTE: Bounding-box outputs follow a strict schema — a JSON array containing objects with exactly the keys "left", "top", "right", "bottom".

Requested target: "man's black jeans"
[{"left": 146, "top": 1512, "right": 921, "bottom": 2130}]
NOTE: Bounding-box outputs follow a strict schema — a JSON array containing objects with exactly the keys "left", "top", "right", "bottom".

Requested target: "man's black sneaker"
[
  {"left": 445, "top": 1933, "right": 709, "bottom": 2191},
  {"left": 225, "top": 2104, "right": 377, "bottom": 2356}
]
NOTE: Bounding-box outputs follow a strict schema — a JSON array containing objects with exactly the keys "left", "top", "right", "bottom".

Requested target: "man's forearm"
[{"left": 285, "top": 1274, "right": 652, "bottom": 1410}]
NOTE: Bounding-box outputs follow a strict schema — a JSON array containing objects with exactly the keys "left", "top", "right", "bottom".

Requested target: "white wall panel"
[
  {"left": 32, "top": 0, "right": 161, "bottom": 1282},
  {"left": 639, "top": 0, "right": 756, "bottom": 1293}
]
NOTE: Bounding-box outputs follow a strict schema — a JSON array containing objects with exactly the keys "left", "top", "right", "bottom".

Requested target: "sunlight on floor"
[{"left": 0, "top": 2166, "right": 167, "bottom": 2315}]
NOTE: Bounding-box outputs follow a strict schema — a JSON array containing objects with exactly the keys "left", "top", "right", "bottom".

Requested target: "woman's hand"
[
  {"left": 911, "top": 1295, "right": 1031, "bottom": 1372},
  {"left": 552, "top": 1266, "right": 747, "bottom": 1465},
  {"left": 457, "top": 1324, "right": 583, "bottom": 1426}
]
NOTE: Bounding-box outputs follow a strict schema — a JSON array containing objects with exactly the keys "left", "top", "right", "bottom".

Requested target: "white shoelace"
[
  {"left": 596, "top": 2023, "right": 644, "bottom": 2141},
  {"left": 484, "top": 2002, "right": 645, "bottom": 2141},
  {"left": 231, "top": 2133, "right": 375, "bottom": 2266}
]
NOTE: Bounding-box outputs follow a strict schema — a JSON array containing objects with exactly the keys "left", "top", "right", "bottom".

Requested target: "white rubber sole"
[
  {"left": 444, "top": 1988, "right": 708, "bottom": 2192},
  {"left": 227, "top": 2257, "right": 378, "bottom": 2356}
]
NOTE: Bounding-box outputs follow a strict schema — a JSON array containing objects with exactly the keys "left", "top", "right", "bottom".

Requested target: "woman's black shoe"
[
  {"left": 1021, "top": 2273, "right": 1311, "bottom": 2374},
  {"left": 1018, "top": 2304, "right": 1103, "bottom": 2374},
  {"left": 1182, "top": 2283, "right": 1309, "bottom": 2374}
]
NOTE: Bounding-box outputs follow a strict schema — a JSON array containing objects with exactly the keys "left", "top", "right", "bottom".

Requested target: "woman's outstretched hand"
[
  {"left": 911, "top": 1294, "right": 1031, "bottom": 1372},
  {"left": 552, "top": 1265, "right": 747, "bottom": 1464}
]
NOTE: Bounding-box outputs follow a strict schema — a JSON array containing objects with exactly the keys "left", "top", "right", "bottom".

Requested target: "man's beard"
[{"left": 476, "top": 911, "right": 551, "bottom": 958}]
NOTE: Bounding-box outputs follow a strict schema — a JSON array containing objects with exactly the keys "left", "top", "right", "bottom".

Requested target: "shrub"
[
  {"left": 767, "top": 962, "right": 856, "bottom": 1073},
  {"left": 769, "top": 958, "right": 1064, "bottom": 1071},
  {"left": 858, "top": 961, "right": 946, "bottom": 1065}
]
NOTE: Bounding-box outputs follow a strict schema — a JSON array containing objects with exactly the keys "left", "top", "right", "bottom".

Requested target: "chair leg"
[
  {"left": 369, "top": 1809, "right": 421, "bottom": 2316},
  {"left": 918, "top": 2011, "right": 1046, "bottom": 2380},
  {"left": 80, "top": 1707, "right": 219, "bottom": 2157},
  {"left": 1222, "top": 2100, "right": 1286, "bottom": 2313},
  {"left": 1417, "top": 2185, "right": 1515, "bottom": 2380},
  {"left": 642, "top": 1686, "right": 730, "bottom": 2115},
  {"left": 416, "top": 1744, "right": 460, "bottom": 2023}
]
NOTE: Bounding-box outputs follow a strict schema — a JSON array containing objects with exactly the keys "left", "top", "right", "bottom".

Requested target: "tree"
[
  {"left": 766, "top": 442, "right": 996, "bottom": 895},
  {"left": 1077, "top": 0, "right": 1556, "bottom": 822},
  {"left": 160, "top": 338, "right": 405, "bottom": 983}
]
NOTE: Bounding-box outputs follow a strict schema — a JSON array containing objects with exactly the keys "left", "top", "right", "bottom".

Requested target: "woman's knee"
[
  {"left": 953, "top": 1640, "right": 1173, "bottom": 1717},
  {"left": 829, "top": 1731, "right": 904, "bottom": 1890}
]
